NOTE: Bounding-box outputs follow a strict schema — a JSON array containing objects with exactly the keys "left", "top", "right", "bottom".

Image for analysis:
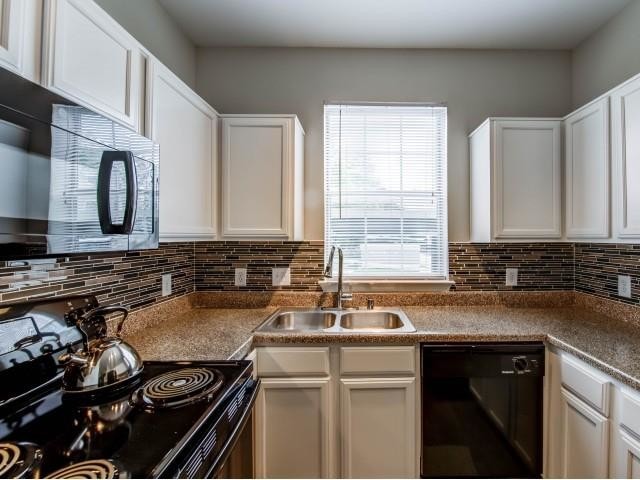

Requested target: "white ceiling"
[{"left": 159, "top": 0, "right": 631, "bottom": 50}]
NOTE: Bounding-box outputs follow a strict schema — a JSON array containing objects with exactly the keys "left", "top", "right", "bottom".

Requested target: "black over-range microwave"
[{"left": 0, "top": 68, "right": 159, "bottom": 259}]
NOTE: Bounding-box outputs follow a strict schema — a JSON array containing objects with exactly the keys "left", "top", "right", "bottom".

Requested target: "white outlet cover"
[
  {"left": 272, "top": 267, "right": 291, "bottom": 286},
  {"left": 161, "top": 273, "right": 172, "bottom": 296},
  {"left": 506, "top": 268, "right": 518, "bottom": 286},
  {"left": 618, "top": 275, "right": 632, "bottom": 298},
  {"left": 235, "top": 268, "right": 247, "bottom": 287}
]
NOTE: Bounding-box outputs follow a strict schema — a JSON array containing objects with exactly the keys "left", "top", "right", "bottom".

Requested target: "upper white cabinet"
[
  {"left": 612, "top": 75, "right": 640, "bottom": 239},
  {"left": 0, "top": 0, "right": 42, "bottom": 82},
  {"left": 564, "top": 97, "right": 611, "bottom": 239},
  {"left": 221, "top": 115, "right": 304, "bottom": 239},
  {"left": 470, "top": 118, "right": 562, "bottom": 241},
  {"left": 42, "top": 0, "right": 143, "bottom": 131},
  {"left": 147, "top": 57, "right": 218, "bottom": 242}
]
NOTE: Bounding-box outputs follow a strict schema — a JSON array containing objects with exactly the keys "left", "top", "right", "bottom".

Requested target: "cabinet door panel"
[
  {"left": 44, "top": 0, "right": 140, "bottom": 129},
  {"left": 255, "top": 377, "right": 332, "bottom": 478},
  {"left": 560, "top": 388, "right": 609, "bottom": 478},
  {"left": 613, "top": 76, "right": 640, "bottom": 238},
  {"left": 149, "top": 60, "right": 217, "bottom": 241},
  {"left": 0, "top": 0, "right": 24, "bottom": 73},
  {"left": 340, "top": 377, "right": 416, "bottom": 478},
  {"left": 494, "top": 120, "right": 561, "bottom": 238},
  {"left": 565, "top": 98, "right": 610, "bottom": 238},
  {"left": 614, "top": 428, "right": 640, "bottom": 479},
  {"left": 222, "top": 117, "right": 291, "bottom": 237}
]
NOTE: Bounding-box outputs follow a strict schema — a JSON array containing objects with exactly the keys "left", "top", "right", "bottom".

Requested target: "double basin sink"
[{"left": 256, "top": 307, "right": 416, "bottom": 333}]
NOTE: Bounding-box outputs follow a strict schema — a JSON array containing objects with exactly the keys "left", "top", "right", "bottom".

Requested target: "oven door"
[{"left": 0, "top": 71, "right": 158, "bottom": 258}]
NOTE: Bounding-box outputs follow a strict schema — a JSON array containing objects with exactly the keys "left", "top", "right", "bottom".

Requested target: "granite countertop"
[
  {"left": 126, "top": 307, "right": 276, "bottom": 361},
  {"left": 126, "top": 303, "right": 640, "bottom": 390}
]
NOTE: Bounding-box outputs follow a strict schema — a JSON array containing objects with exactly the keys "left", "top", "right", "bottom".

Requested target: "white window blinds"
[{"left": 324, "top": 104, "right": 448, "bottom": 278}]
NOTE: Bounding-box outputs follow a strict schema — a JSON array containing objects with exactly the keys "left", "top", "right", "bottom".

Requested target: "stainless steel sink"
[
  {"left": 255, "top": 307, "right": 415, "bottom": 333},
  {"left": 258, "top": 309, "right": 337, "bottom": 332},
  {"left": 340, "top": 311, "right": 404, "bottom": 330}
]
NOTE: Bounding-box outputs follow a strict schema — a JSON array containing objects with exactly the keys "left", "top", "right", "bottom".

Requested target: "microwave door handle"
[{"left": 97, "top": 151, "right": 138, "bottom": 235}]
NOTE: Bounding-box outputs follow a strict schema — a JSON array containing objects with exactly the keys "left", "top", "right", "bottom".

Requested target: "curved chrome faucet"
[{"left": 324, "top": 246, "right": 352, "bottom": 310}]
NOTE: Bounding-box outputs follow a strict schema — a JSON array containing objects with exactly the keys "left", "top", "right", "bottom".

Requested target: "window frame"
[{"left": 323, "top": 101, "right": 449, "bottom": 281}]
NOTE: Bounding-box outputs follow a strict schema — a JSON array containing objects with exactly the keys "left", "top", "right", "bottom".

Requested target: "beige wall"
[
  {"left": 196, "top": 47, "right": 572, "bottom": 241},
  {"left": 572, "top": 0, "right": 640, "bottom": 108},
  {"left": 95, "top": 0, "right": 197, "bottom": 87}
]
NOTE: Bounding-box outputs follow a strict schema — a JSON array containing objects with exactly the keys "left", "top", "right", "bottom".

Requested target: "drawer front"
[
  {"left": 621, "top": 389, "right": 640, "bottom": 437},
  {"left": 340, "top": 346, "right": 415, "bottom": 375},
  {"left": 561, "top": 355, "right": 611, "bottom": 416},
  {"left": 257, "top": 347, "right": 330, "bottom": 377}
]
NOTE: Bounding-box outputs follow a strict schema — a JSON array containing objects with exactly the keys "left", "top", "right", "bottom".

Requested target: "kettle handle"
[{"left": 79, "top": 306, "right": 130, "bottom": 340}]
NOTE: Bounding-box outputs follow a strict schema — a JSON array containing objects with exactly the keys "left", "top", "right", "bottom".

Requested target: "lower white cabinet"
[
  {"left": 254, "top": 377, "right": 332, "bottom": 479},
  {"left": 613, "top": 427, "right": 640, "bottom": 479},
  {"left": 340, "top": 377, "right": 416, "bottom": 478},
  {"left": 254, "top": 345, "right": 417, "bottom": 479},
  {"left": 559, "top": 387, "right": 610, "bottom": 478}
]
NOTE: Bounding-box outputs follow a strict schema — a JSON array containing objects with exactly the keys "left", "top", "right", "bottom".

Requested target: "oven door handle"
[
  {"left": 206, "top": 378, "right": 260, "bottom": 479},
  {"left": 97, "top": 150, "right": 138, "bottom": 235}
]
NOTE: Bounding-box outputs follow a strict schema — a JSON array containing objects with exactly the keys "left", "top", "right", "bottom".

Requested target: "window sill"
[{"left": 318, "top": 279, "right": 454, "bottom": 293}]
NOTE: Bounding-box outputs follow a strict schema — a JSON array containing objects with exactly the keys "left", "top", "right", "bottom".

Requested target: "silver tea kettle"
[{"left": 59, "top": 305, "right": 143, "bottom": 393}]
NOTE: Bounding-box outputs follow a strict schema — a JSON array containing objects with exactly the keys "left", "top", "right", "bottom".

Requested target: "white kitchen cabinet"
[
  {"left": 0, "top": 0, "right": 42, "bottom": 82},
  {"left": 254, "top": 377, "right": 332, "bottom": 479},
  {"left": 147, "top": 57, "right": 218, "bottom": 241},
  {"left": 612, "top": 74, "right": 640, "bottom": 239},
  {"left": 613, "top": 427, "right": 640, "bottom": 479},
  {"left": 221, "top": 115, "right": 304, "bottom": 239},
  {"left": 340, "top": 377, "right": 416, "bottom": 478},
  {"left": 564, "top": 98, "right": 611, "bottom": 239},
  {"left": 469, "top": 118, "right": 562, "bottom": 241},
  {"left": 42, "top": 0, "right": 143, "bottom": 130},
  {"left": 559, "top": 387, "right": 610, "bottom": 478}
]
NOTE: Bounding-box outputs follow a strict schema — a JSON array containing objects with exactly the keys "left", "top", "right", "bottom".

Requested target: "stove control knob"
[{"left": 513, "top": 357, "right": 529, "bottom": 373}]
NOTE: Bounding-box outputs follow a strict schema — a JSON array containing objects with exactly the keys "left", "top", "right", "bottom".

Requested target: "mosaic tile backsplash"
[
  {"left": 0, "top": 241, "right": 638, "bottom": 309},
  {"left": 575, "top": 243, "right": 640, "bottom": 306}
]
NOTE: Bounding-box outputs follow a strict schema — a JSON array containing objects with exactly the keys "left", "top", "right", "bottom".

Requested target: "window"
[{"left": 324, "top": 103, "right": 447, "bottom": 279}]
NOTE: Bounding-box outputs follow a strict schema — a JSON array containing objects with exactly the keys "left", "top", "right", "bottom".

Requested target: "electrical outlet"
[
  {"left": 618, "top": 275, "right": 632, "bottom": 298},
  {"left": 506, "top": 268, "right": 518, "bottom": 286},
  {"left": 161, "top": 274, "right": 172, "bottom": 296},
  {"left": 234, "top": 268, "right": 247, "bottom": 287},
  {"left": 272, "top": 267, "right": 291, "bottom": 286}
]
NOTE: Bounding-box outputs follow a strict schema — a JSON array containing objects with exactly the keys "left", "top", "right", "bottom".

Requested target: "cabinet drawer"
[
  {"left": 340, "top": 346, "right": 415, "bottom": 375},
  {"left": 620, "top": 388, "right": 640, "bottom": 437},
  {"left": 257, "top": 347, "right": 330, "bottom": 377},
  {"left": 561, "top": 355, "right": 611, "bottom": 416}
]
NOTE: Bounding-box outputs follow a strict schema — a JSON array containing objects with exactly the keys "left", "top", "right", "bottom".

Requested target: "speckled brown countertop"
[
  {"left": 124, "top": 297, "right": 640, "bottom": 390},
  {"left": 126, "top": 307, "right": 276, "bottom": 361}
]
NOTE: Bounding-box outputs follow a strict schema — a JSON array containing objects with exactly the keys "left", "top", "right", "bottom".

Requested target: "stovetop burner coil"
[
  {"left": 45, "top": 459, "right": 119, "bottom": 479},
  {"left": 0, "top": 442, "right": 42, "bottom": 478},
  {"left": 132, "top": 368, "right": 224, "bottom": 409}
]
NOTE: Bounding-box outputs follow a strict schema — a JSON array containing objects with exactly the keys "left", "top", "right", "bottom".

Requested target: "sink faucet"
[{"left": 324, "top": 246, "right": 352, "bottom": 310}]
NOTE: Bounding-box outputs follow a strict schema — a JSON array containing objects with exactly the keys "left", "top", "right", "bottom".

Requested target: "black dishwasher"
[{"left": 421, "top": 343, "right": 544, "bottom": 478}]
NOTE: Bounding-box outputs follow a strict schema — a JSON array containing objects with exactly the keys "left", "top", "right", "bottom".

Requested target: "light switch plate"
[
  {"left": 161, "top": 274, "right": 172, "bottom": 296},
  {"left": 272, "top": 267, "right": 291, "bottom": 286},
  {"left": 235, "top": 268, "right": 247, "bottom": 287},
  {"left": 618, "top": 275, "right": 632, "bottom": 298},
  {"left": 506, "top": 268, "right": 518, "bottom": 286}
]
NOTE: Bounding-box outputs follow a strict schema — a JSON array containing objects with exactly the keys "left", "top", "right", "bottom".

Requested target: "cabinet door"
[
  {"left": 612, "top": 76, "right": 640, "bottom": 238},
  {"left": 560, "top": 387, "right": 609, "bottom": 478},
  {"left": 255, "top": 377, "right": 332, "bottom": 478},
  {"left": 0, "top": 0, "right": 24, "bottom": 74},
  {"left": 494, "top": 120, "right": 562, "bottom": 238},
  {"left": 613, "top": 428, "right": 640, "bottom": 479},
  {"left": 565, "top": 98, "right": 611, "bottom": 238},
  {"left": 148, "top": 59, "right": 217, "bottom": 241},
  {"left": 43, "top": 0, "right": 141, "bottom": 130},
  {"left": 340, "top": 377, "right": 416, "bottom": 478},
  {"left": 222, "top": 117, "right": 292, "bottom": 237}
]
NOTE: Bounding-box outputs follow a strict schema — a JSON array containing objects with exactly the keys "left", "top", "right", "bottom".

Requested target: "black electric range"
[{"left": 0, "top": 296, "right": 259, "bottom": 479}]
